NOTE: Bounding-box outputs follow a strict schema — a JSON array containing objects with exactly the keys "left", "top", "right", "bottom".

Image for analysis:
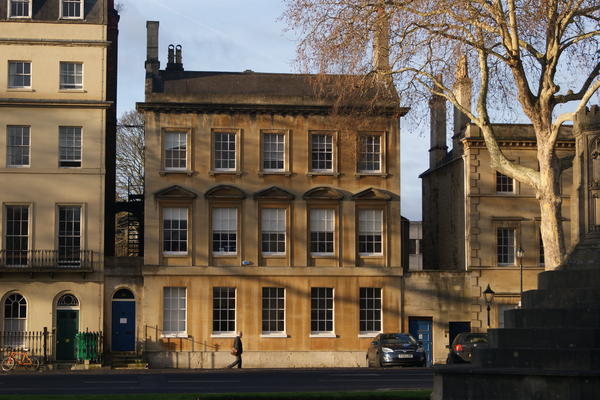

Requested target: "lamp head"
[{"left": 483, "top": 284, "right": 495, "bottom": 305}]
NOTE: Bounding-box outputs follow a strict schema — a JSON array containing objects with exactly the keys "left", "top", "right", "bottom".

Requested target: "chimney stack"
[
  {"left": 145, "top": 21, "right": 160, "bottom": 74},
  {"left": 166, "top": 44, "right": 184, "bottom": 72},
  {"left": 452, "top": 55, "right": 472, "bottom": 153},
  {"left": 429, "top": 77, "right": 448, "bottom": 168}
]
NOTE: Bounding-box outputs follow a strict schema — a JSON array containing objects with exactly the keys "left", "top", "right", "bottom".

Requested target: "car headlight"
[
  {"left": 381, "top": 347, "right": 394, "bottom": 353},
  {"left": 416, "top": 347, "right": 425, "bottom": 353}
]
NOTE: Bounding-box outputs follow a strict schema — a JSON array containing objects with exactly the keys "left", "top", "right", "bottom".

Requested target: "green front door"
[{"left": 56, "top": 310, "right": 79, "bottom": 360}]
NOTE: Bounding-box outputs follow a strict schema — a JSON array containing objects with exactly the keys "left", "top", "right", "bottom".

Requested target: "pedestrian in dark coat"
[{"left": 227, "top": 332, "right": 243, "bottom": 368}]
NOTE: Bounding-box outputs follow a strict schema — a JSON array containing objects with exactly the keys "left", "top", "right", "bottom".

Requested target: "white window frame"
[
  {"left": 7, "top": 61, "right": 31, "bottom": 89},
  {"left": 162, "top": 207, "right": 188, "bottom": 256},
  {"left": 261, "top": 208, "right": 286, "bottom": 256},
  {"left": 310, "top": 287, "right": 335, "bottom": 337},
  {"left": 3, "top": 293, "right": 27, "bottom": 347},
  {"left": 496, "top": 171, "right": 514, "bottom": 194},
  {"left": 7, "top": 126, "right": 30, "bottom": 168},
  {"left": 57, "top": 205, "right": 82, "bottom": 267},
  {"left": 262, "top": 132, "right": 285, "bottom": 172},
  {"left": 60, "top": 0, "right": 83, "bottom": 19},
  {"left": 310, "top": 208, "right": 335, "bottom": 256},
  {"left": 358, "top": 134, "right": 382, "bottom": 173},
  {"left": 59, "top": 126, "right": 82, "bottom": 168},
  {"left": 358, "top": 209, "right": 383, "bottom": 256},
  {"left": 212, "top": 287, "right": 236, "bottom": 336},
  {"left": 163, "top": 131, "right": 188, "bottom": 171},
  {"left": 359, "top": 287, "right": 382, "bottom": 336},
  {"left": 310, "top": 133, "right": 334, "bottom": 173},
  {"left": 212, "top": 131, "right": 237, "bottom": 172},
  {"left": 497, "top": 227, "right": 516, "bottom": 265},
  {"left": 7, "top": 0, "right": 31, "bottom": 18},
  {"left": 4, "top": 205, "right": 29, "bottom": 267},
  {"left": 59, "top": 62, "right": 83, "bottom": 90},
  {"left": 162, "top": 287, "right": 187, "bottom": 338},
  {"left": 212, "top": 207, "right": 238, "bottom": 256},
  {"left": 261, "top": 287, "right": 286, "bottom": 337}
]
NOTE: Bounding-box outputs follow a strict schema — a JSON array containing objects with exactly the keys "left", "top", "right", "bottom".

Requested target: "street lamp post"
[
  {"left": 517, "top": 248, "right": 525, "bottom": 307},
  {"left": 483, "top": 284, "right": 495, "bottom": 328}
]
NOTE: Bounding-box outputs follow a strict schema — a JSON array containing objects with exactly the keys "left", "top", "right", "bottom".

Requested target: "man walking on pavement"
[{"left": 227, "top": 331, "right": 243, "bottom": 368}]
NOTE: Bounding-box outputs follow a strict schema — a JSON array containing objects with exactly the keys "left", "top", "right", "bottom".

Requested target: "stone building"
[
  {"left": 134, "top": 21, "right": 413, "bottom": 368},
  {"left": 420, "top": 64, "right": 575, "bottom": 333},
  {"left": 0, "top": 0, "right": 118, "bottom": 360}
]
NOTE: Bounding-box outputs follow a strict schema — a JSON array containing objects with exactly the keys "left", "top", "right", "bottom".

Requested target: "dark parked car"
[
  {"left": 366, "top": 333, "right": 426, "bottom": 367},
  {"left": 446, "top": 332, "right": 488, "bottom": 364}
]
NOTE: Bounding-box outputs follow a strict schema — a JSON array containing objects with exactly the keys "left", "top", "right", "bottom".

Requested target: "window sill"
[
  {"left": 212, "top": 254, "right": 238, "bottom": 258},
  {"left": 59, "top": 16, "right": 84, "bottom": 21},
  {"left": 310, "top": 333, "right": 337, "bottom": 338},
  {"left": 355, "top": 172, "right": 388, "bottom": 178},
  {"left": 310, "top": 253, "right": 336, "bottom": 258},
  {"left": 159, "top": 170, "right": 195, "bottom": 177},
  {"left": 59, "top": 89, "right": 86, "bottom": 93},
  {"left": 209, "top": 170, "right": 242, "bottom": 176},
  {"left": 162, "top": 252, "right": 189, "bottom": 258},
  {"left": 7, "top": 88, "right": 34, "bottom": 92},
  {"left": 211, "top": 333, "right": 237, "bottom": 338},
  {"left": 161, "top": 333, "right": 188, "bottom": 339},
  {"left": 6, "top": 165, "right": 30, "bottom": 169},
  {"left": 8, "top": 16, "right": 32, "bottom": 19},
  {"left": 359, "top": 254, "right": 384, "bottom": 258},
  {"left": 258, "top": 171, "right": 292, "bottom": 177},
  {"left": 262, "top": 254, "right": 286, "bottom": 258},
  {"left": 307, "top": 172, "right": 340, "bottom": 177},
  {"left": 358, "top": 332, "right": 380, "bottom": 338},
  {"left": 260, "top": 333, "right": 288, "bottom": 338}
]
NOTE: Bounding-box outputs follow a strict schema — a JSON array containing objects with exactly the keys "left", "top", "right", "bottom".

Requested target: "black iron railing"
[
  {"left": 0, "top": 328, "right": 54, "bottom": 362},
  {"left": 0, "top": 250, "right": 94, "bottom": 271}
]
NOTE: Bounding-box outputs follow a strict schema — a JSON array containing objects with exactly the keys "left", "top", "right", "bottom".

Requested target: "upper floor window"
[
  {"left": 310, "top": 133, "right": 334, "bottom": 173},
  {"left": 212, "top": 207, "right": 237, "bottom": 255},
  {"left": 262, "top": 133, "right": 285, "bottom": 172},
  {"left": 61, "top": 0, "right": 83, "bottom": 18},
  {"left": 59, "top": 127, "right": 82, "bottom": 168},
  {"left": 497, "top": 227, "right": 515, "bottom": 265},
  {"left": 8, "top": 0, "right": 31, "bottom": 18},
  {"left": 164, "top": 131, "right": 187, "bottom": 171},
  {"left": 7, "top": 126, "right": 30, "bottom": 167},
  {"left": 310, "top": 208, "right": 334, "bottom": 256},
  {"left": 5, "top": 205, "right": 29, "bottom": 267},
  {"left": 59, "top": 62, "right": 83, "bottom": 90},
  {"left": 358, "top": 135, "right": 381, "bottom": 172},
  {"left": 8, "top": 61, "right": 31, "bottom": 89},
  {"left": 213, "top": 131, "right": 237, "bottom": 171},
  {"left": 58, "top": 205, "right": 81, "bottom": 267},
  {"left": 496, "top": 171, "right": 514, "bottom": 193},
  {"left": 162, "top": 207, "right": 188, "bottom": 255},
  {"left": 358, "top": 209, "right": 383, "bottom": 256},
  {"left": 261, "top": 208, "right": 286, "bottom": 256}
]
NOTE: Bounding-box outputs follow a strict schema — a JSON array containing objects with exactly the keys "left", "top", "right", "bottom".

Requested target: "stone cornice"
[
  {"left": 136, "top": 101, "right": 407, "bottom": 117},
  {"left": 0, "top": 38, "right": 111, "bottom": 47},
  {"left": 0, "top": 99, "right": 112, "bottom": 108},
  {"left": 463, "top": 138, "right": 575, "bottom": 149}
]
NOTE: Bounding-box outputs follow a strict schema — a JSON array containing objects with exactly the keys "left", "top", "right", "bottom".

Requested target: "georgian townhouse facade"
[
  {"left": 136, "top": 22, "right": 410, "bottom": 368},
  {"left": 0, "top": 0, "right": 118, "bottom": 360}
]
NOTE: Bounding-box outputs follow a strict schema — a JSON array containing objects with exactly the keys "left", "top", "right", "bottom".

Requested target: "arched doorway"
[
  {"left": 56, "top": 293, "right": 79, "bottom": 361},
  {"left": 111, "top": 288, "right": 135, "bottom": 351}
]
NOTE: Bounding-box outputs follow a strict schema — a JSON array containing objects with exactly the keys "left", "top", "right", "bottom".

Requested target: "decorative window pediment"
[
  {"left": 254, "top": 186, "right": 295, "bottom": 201},
  {"left": 205, "top": 185, "right": 246, "bottom": 200},
  {"left": 303, "top": 186, "right": 345, "bottom": 201},
  {"left": 351, "top": 188, "right": 392, "bottom": 201},
  {"left": 154, "top": 185, "right": 198, "bottom": 200}
]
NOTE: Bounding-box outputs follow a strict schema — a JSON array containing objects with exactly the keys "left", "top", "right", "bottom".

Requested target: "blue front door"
[
  {"left": 112, "top": 301, "right": 135, "bottom": 351},
  {"left": 409, "top": 318, "right": 433, "bottom": 366}
]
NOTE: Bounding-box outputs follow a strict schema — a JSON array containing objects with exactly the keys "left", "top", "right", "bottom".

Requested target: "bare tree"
[
  {"left": 284, "top": 0, "right": 600, "bottom": 269},
  {"left": 116, "top": 110, "right": 144, "bottom": 200}
]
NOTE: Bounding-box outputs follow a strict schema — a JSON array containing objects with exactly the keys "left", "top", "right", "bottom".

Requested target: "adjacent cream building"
[{"left": 0, "top": 0, "right": 118, "bottom": 360}]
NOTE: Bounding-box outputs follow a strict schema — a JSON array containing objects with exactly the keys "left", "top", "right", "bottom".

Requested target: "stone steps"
[
  {"left": 504, "top": 308, "right": 600, "bottom": 329},
  {"left": 473, "top": 348, "right": 600, "bottom": 370},
  {"left": 488, "top": 328, "right": 600, "bottom": 349},
  {"left": 521, "top": 287, "right": 600, "bottom": 309}
]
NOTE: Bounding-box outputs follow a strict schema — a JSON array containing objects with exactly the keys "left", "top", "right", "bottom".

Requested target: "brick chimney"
[
  {"left": 145, "top": 21, "right": 160, "bottom": 96},
  {"left": 429, "top": 78, "right": 448, "bottom": 168},
  {"left": 452, "top": 55, "right": 472, "bottom": 153}
]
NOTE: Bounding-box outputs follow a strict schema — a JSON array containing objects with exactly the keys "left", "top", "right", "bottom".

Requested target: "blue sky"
[{"left": 117, "top": 0, "right": 430, "bottom": 221}]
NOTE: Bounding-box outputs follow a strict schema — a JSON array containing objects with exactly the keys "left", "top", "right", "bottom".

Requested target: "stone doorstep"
[
  {"left": 487, "top": 327, "right": 600, "bottom": 348},
  {"left": 504, "top": 308, "right": 600, "bottom": 329},
  {"left": 471, "top": 347, "right": 600, "bottom": 370}
]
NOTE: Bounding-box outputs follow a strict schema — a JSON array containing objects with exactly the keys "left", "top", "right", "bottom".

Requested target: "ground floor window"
[
  {"left": 311, "top": 287, "right": 333, "bottom": 334},
  {"left": 213, "top": 287, "right": 236, "bottom": 334},
  {"left": 3, "top": 293, "right": 26, "bottom": 347},
  {"left": 262, "top": 287, "right": 285, "bottom": 334},
  {"left": 163, "top": 287, "right": 186, "bottom": 336},
  {"left": 359, "top": 287, "right": 381, "bottom": 334}
]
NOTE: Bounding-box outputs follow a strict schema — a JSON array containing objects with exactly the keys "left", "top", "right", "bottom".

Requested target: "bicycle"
[{"left": 1, "top": 349, "right": 40, "bottom": 371}]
